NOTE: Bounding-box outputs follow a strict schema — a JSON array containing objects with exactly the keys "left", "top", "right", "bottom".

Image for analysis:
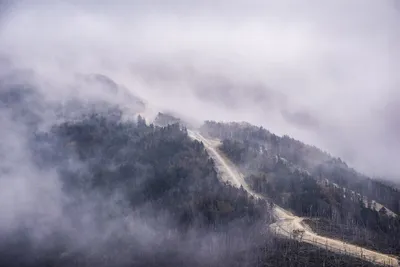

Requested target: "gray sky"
[{"left": 1, "top": 0, "right": 400, "bottom": 178}]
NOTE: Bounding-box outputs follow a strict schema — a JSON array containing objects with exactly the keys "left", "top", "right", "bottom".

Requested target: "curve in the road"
[{"left": 187, "top": 130, "right": 399, "bottom": 267}]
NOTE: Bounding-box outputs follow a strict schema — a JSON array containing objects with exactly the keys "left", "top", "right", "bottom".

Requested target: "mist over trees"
[
  {"left": 0, "top": 85, "right": 270, "bottom": 266},
  {"left": 1, "top": 1, "right": 400, "bottom": 265},
  {"left": 0, "top": 83, "right": 384, "bottom": 266},
  {"left": 201, "top": 121, "right": 400, "bottom": 255}
]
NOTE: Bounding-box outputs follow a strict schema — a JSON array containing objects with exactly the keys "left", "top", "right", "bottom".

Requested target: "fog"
[
  {"left": 0, "top": 1, "right": 400, "bottom": 265},
  {"left": 0, "top": 78, "right": 267, "bottom": 266},
  {"left": 1, "top": 0, "right": 400, "bottom": 177},
  {"left": 1, "top": 2, "right": 400, "bottom": 167}
]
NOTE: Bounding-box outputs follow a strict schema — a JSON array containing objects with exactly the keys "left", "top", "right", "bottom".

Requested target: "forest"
[
  {"left": 201, "top": 120, "right": 400, "bottom": 255},
  {"left": 0, "top": 87, "right": 387, "bottom": 266}
]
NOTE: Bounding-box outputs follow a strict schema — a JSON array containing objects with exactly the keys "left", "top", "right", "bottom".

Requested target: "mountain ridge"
[{"left": 0, "top": 78, "right": 399, "bottom": 266}]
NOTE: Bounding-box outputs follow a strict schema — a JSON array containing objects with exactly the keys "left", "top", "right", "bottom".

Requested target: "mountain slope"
[
  {"left": 0, "top": 82, "right": 395, "bottom": 267},
  {"left": 198, "top": 121, "right": 400, "bottom": 258},
  {"left": 188, "top": 128, "right": 399, "bottom": 266},
  {"left": 200, "top": 121, "right": 400, "bottom": 216}
]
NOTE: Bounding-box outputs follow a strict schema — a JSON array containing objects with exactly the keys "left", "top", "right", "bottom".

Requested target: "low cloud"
[{"left": 1, "top": 1, "right": 400, "bottom": 176}]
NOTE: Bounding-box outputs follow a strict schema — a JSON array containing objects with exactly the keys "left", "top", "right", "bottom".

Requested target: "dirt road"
[{"left": 188, "top": 130, "right": 399, "bottom": 267}]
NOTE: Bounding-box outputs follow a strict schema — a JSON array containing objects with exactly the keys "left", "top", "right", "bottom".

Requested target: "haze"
[{"left": 1, "top": 0, "right": 400, "bottom": 178}]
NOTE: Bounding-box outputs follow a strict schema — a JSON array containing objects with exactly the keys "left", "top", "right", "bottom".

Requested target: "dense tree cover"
[
  {"left": 5, "top": 112, "right": 268, "bottom": 266},
  {"left": 201, "top": 121, "right": 400, "bottom": 255},
  {"left": 0, "top": 85, "right": 385, "bottom": 266},
  {"left": 201, "top": 121, "right": 400, "bottom": 214},
  {"left": 3, "top": 109, "right": 377, "bottom": 266},
  {"left": 46, "top": 115, "right": 266, "bottom": 230}
]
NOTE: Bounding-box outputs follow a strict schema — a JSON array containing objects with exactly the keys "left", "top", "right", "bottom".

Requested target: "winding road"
[{"left": 187, "top": 129, "right": 399, "bottom": 267}]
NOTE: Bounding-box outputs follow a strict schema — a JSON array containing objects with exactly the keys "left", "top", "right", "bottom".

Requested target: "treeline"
[
  {"left": 201, "top": 120, "right": 400, "bottom": 255},
  {"left": 201, "top": 121, "right": 400, "bottom": 215},
  {"left": 0, "top": 89, "right": 277, "bottom": 267},
  {"left": 44, "top": 115, "right": 267, "bottom": 230},
  {"left": 0, "top": 85, "right": 386, "bottom": 266}
]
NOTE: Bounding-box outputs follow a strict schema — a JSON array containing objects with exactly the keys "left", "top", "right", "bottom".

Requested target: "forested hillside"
[
  {"left": 201, "top": 121, "right": 400, "bottom": 255},
  {"left": 0, "top": 88, "right": 267, "bottom": 266},
  {"left": 0, "top": 85, "right": 381, "bottom": 266},
  {"left": 200, "top": 121, "right": 400, "bottom": 213}
]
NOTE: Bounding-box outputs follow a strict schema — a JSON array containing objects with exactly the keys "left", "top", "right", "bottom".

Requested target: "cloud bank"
[{"left": 1, "top": 0, "right": 400, "bottom": 177}]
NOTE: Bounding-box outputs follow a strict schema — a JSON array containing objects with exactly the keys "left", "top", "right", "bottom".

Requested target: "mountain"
[
  {"left": 0, "top": 80, "right": 398, "bottom": 266},
  {"left": 200, "top": 120, "right": 400, "bottom": 256}
]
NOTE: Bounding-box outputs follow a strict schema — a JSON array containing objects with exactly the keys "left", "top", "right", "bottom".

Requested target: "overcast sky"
[{"left": 1, "top": 0, "right": 400, "bottom": 178}]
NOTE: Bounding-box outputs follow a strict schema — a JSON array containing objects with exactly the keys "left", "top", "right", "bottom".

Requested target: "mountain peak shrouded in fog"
[
  {"left": 1, "top": 77, "right": 397, "bottom": 266},
  {"left": 1, "top": 1, "right": 400, "bottom": 266},
  {"left": 2, "top": 0, "right": 400, "bottom": 178}
]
